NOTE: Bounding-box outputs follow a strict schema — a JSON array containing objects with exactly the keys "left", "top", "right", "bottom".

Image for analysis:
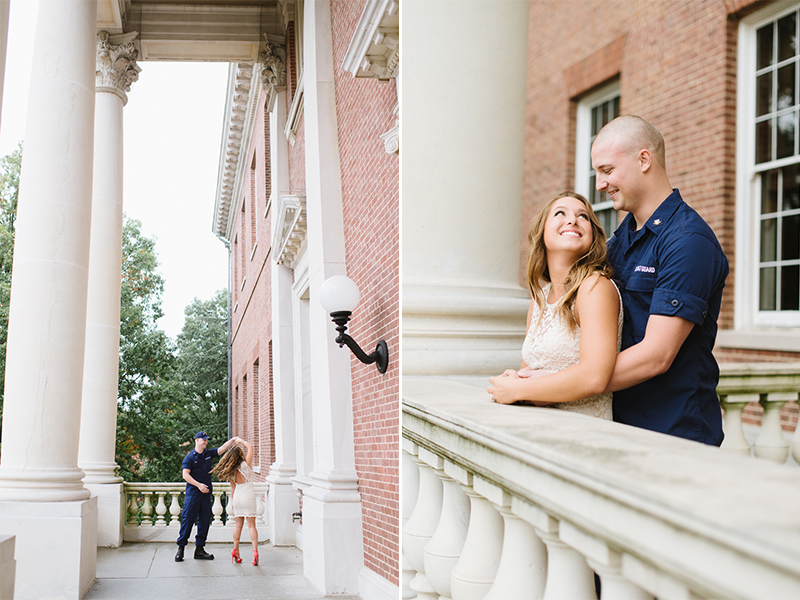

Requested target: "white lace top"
[
  {"left": 231, "top": 461, "right": 257, "bottom": 518},
  {"left": 521, "top": 282, "right": 623, "bottom": 420}
]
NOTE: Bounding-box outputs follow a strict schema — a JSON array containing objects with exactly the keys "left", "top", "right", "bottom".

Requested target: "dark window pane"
[
  {"left": 777, "top": 112, "right": 796, "bottom": 158},
  {"left": 612, "top": 96, "right": 619, "bottom": 119},
  {"left": 778, "top": 64, "right": 796, "bottom": 109},
  {"left": 592, "top": 106, "right": 599, "bottom": 136},
  {"left": 758, "top": 23, "right": 774, "bottom": 70},
  {"left": 761, "top": 218, "right": 777, "bottom": 261},
  {"left": 757, "top": 119, "right": 772, "bottom": 163},
  {"left": 778, "top": 13, "right": 797, "bottom": 62},
  {"left": 781, "top": 264, "right": 799, "bottom": 310},
  {"left": 763, "top": 169, "right": 779, "bottom": 214},
  {"left": 760, "top": 266, "right": 777, "bottom": 310},
  {"left": 783, "top": 214, "right": 800, "bottom": 260},
  {"left": 757, "top": 72, "right": 773, "bottom": 116},
  {"left": 589, "top": 173, "right": 596, "bottom": 199},
  {"left": 782, "top": 164, "right": 800, "bottom": 209}
]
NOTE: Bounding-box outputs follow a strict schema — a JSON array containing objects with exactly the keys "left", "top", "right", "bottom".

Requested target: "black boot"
[
  {"left": 194, "top": 546, "right": 215, "bottom": 560},
  {"left": 175, "top": 546, "right": 185, "bottom": 562}
]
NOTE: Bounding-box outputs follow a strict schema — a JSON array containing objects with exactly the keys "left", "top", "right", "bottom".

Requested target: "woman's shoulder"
[{"left": 577, "top": 272, "right": 619, "bottom": 304}]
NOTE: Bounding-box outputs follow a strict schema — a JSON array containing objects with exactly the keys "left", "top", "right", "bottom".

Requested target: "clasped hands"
[{"left": 487, "top": 367, "right": 553, "bottom": 405}]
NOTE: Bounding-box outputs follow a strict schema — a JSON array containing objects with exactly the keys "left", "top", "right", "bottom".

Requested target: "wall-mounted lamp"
[{"left": 319, "top": 275, "right": 389, "bottom": 374}]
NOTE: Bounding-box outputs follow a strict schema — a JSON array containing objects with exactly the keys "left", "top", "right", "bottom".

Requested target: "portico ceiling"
[{"left": 97, "top": 0, "right": 286, "bottom": 61}]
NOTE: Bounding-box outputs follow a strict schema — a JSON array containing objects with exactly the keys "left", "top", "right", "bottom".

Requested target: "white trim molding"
[
  {"left": 285, "top": 70, "right": 305, "bottom": 146},
  {"left": 342, "top": 0, "right": 399, "bottom": 80},
  {"left": 272, "top": 194, "right": 307, "bottom": 268}
]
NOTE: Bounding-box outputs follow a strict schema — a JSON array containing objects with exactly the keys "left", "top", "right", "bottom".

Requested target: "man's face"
[
  {"left": 196, "top": 437, "right": 208, "bottom": 451},
  {"left": 591, "top": 135, "right": 642, "bottom": 213}
]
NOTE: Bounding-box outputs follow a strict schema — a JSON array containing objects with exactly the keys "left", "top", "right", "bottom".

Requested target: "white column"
[
  {"left": 754, "top": 393, "right": 791, "bottom": 463},
  {"left": 0, "top": 1, "right": 99, "bottom": 598},
  {"left": 301, "top": 0, "right": 363, "bottom": 593},
  {"left": 79, "top": 30, "right": 140, "bottom": 549},
  {"left": 402, "top": 0, "right": 531, "bottom": 376},
  {"left": 268, "top": 89, "right": 300, "bottom": 547}
]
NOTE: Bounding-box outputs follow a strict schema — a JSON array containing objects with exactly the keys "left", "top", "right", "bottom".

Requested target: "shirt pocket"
[{"left": 626, "top": 272, "right": 657, "bottom": 292}]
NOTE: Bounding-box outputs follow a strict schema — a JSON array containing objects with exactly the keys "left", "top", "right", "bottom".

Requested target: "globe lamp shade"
[{"left": 319, "top": 275, "right": 360, "bottom": 313}]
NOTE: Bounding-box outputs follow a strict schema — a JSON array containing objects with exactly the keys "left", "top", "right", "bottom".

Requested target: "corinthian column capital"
[
  {"left": 96, "top": 30, "right": 141, "bottom": 102},
  {"left": 259, "top": 35, "right": 287, "bottom": 111}
]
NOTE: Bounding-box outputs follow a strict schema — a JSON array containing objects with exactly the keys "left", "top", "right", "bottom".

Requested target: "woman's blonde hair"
[
  {"left": 526, "top": 191, "right": 612, "bottom": 332},
  {"left": 211, "top": 444, "right": 245, "bottom": 482}
]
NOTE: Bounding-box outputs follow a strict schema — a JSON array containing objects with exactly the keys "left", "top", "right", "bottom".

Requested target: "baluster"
[
  {"left": 256, "top": 489, "right": 266, "bottom": 527},
  {"left": 754, "top": 392, "right": 791, "bottom": 463},
  {"left": 402, "top": 444, "right": 421, "bottom": 600},
  {"left": 127, "top": 492, "right": 139, "bottom": 526},
  {"left": 535, "top": 517, "right": 595, "bottom": 600},
  {"left": 719, "top": 393, "right": 756, "bottom": 455},
  {"left": 423, "top": 462, "right": 470, "bottom": 600},
  {"left": 792, "top": 398, "right": 800, "bottom": 465},
  {"left": 403, "top": 447, "right": 443, "bottom": 600},
  {"left": 450, "top": 478, "right": 504, "bottom": 600},
  {"left": 588, "top": 557, "right": 653, "bottom": 600},
  {"left": 168, "top": 491, "right": 181, "bottom": 527},
  {"left": 212, "top": 491, "right": 224, "bottom": 526},
  {"left": 484, "top": 501, "right": 546, "bottom": 600},
  {"left": 141, "top": 491, "right": 153, "bottom": 526},
  {"left": 154, "top": 491, "right": 167, "bottom": 526}
]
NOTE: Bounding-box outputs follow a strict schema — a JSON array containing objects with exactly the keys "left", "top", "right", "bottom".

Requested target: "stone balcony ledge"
[{"left": 402, "top": 376, "right": 800, "bottom": 599}]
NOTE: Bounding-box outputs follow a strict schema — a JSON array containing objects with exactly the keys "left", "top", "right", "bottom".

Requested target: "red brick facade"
[
  {"left": 330, "top": 0, "right": 400, "bottom": 585},
  {"left": 227, "top": 0, "right": 399, "bottom": 588},
  {"left": 230, "top": 92, "right": 277, "bottom": 478}
]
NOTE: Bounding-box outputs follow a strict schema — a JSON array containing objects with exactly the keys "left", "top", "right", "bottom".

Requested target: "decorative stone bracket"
[
  {"left": 259, "top": 35, "right": 287, "bottom": 112},
  {"left": 272, "top": 194, "right": 307, "bottom": 268}
]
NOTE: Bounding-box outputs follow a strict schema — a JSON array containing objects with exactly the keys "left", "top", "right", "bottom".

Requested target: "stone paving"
[{"left": 84, "top": 542, "right": 361, "bottom": 600}]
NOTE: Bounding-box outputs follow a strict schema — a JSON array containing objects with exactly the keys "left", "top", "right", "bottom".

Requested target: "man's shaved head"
[{"left": 594, "top": 115, "right": 666, "bottom": 170}]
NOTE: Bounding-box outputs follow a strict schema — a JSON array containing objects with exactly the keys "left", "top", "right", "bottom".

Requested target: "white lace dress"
[
  {"left": 521, "top": 282, "right": 623, "bottom": 420},
  {"left": 231, "top": 461, "right": 257, "bottom": 518}
]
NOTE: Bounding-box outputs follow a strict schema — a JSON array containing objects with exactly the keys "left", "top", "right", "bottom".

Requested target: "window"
[
  {"left": 575, "top": 81, "right": 620, "bottom": 235},
  {"left": 738, "top": 3, "right": 800, "bottom": 327}
]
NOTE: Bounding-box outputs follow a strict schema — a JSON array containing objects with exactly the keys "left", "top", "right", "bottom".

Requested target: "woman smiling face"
[{"left": 543, "top": 196, "right": 594, "bottom": 259}]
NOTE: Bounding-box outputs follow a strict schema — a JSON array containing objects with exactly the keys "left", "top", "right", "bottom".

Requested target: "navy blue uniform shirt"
[
  {"left": 608, "top": 189, "right": 728, "bottom": 445},
  {"left": 181, "top": 447, "right": 220, "bottom": 493}
]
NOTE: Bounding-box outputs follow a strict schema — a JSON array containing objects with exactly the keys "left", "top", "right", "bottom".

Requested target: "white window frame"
[
  {"left": 737, "top": 1, "right": 800, "bottom": 330},
  {"left": 575, "top": 80, "right": 621, "bottom": 230}
]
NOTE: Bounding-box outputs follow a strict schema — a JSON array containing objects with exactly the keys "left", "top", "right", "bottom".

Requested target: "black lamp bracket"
[{"left": 329, "top": 311, "right": 389, "bottom": 374}]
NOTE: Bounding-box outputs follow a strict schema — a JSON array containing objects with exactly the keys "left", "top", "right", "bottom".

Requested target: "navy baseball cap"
[{"left": 195, "top": 431, "right": 209, "bottom": 440}]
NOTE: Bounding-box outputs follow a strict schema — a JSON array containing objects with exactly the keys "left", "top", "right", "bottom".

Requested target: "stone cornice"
[
  {"left": 272, "top": 194, "right": 307, "bottom": 268},
  {"left": 342, "top": 0, "right": 399, "bottom": 80},
  {"left": 213, "top": 62, "right": 263, "bottom": 240},
  {"left": 96, "top": 31, "right": 141, "bottom": 103}
]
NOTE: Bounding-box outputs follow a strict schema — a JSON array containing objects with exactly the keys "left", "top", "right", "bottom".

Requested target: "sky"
[{"left": 0, "top": 0, "right": 230, "bottom": 339}]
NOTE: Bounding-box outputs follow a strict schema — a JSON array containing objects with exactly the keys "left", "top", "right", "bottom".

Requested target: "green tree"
[
  {"left": 115, "top": 217, "right": 183, "bottom": 482},
  {"left": 0, "top": 143, "right": 22, "bottom": 431},
  {"left": 173, "top": 289, "right": 229, "bottom": 445}
]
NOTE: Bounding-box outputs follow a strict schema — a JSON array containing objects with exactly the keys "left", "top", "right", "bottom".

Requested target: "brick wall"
[
  {"left": 229, "top": 92, "right": 276, "bottom": 483},
  {"left": 523, "top": 0, "right": 798, "bottom": 361},
  {"left": 330, "top": 0, "right": 400, "bottom": 585}
]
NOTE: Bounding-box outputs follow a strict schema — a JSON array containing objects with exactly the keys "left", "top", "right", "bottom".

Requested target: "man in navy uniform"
[
  {"left": 592, "top": 115, "right": 728, "bottom": 446},
  {"left": 175, "top": 431, "right": 237, "bottom": 561}
]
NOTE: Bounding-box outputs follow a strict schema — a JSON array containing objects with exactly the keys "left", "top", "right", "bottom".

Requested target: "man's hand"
[{"left": 196, "top": 483, "right": 209, "bottom": 494}]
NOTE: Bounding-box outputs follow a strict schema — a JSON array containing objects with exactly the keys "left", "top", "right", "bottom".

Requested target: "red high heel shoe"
[
  {"left": 231, "top": 549, "right": 242, "bottom": 564},
  {"left": 252, "top": 549, "right": 259, "bottom": 566}
]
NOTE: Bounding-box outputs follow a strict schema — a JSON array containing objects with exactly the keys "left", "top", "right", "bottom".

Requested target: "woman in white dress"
[
  {"left": 211, "top": 438, "right": 260, "bottom": 565},
  {"left": 488, "top": 192, "right": 622, "bottom": 419}
]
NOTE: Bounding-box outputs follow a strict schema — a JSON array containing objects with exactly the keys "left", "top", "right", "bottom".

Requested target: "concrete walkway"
[{"left": 84, "top": 543, "right": 361, "bottom": 600}]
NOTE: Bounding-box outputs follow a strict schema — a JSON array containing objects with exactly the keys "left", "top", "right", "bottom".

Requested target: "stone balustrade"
[
  {"left": 403, "top": 377, "right": 800, "bottom": 600},
  {"left": 718, "top": 362, "right": 800, "bottom": 464},
  {"left": 124, "top": 482, "right": 270, "bottom": 543}
]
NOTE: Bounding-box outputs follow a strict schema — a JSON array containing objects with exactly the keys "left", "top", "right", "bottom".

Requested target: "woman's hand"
[{"left": 487, "top": 371, "right": 521, "bottom": 404}]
